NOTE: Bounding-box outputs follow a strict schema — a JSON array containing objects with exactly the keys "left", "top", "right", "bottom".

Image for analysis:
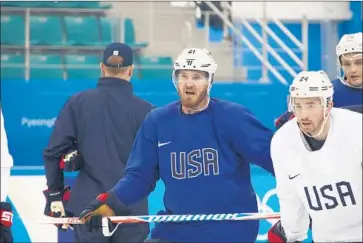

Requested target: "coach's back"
[
  {"left": 43, "top": 42, "right": 153, "bottom": 218},
  {"left": 67, "top": 77, "right": 153, "bottom": 215},
  {"left": 43, "top": 42, "right": 153, "bottom": 242}
]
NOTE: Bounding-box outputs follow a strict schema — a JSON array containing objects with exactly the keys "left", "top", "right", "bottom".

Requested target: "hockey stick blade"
[{"left": 40, "top": 212, "right": 280, "bottom": 225}]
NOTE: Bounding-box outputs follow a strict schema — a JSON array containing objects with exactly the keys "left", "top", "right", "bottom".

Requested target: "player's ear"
[
  {"left": 327, "top": 100, "right": 334, "bottom": 113},
  {"left": 128, "top": 64, "right": 134, "bottom": 78},
  {"left": 329, "top": 100, "right": 334, "bottom": 108},
  {"left": 100, "top": 62, "right": 105, "bottom": 76}
]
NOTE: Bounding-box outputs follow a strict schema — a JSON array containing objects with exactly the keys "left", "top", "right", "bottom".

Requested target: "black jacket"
[{"left": 43, "top": 77, "right": 154, "bottom": 215}]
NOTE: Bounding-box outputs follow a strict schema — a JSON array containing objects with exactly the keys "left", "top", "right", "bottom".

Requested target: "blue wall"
[
  {"left": 338, "top": 2, "right": 362, "bottom": 37},
  {"left": 1, "top": 78, "right": 289, "bottom": 167}
]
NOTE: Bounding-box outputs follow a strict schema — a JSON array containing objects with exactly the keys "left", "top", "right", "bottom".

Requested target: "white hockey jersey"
[
  {"left": 1, "top": 110, "right": 13, "bottom": 201},
  {"left": 271, "top": 108, "right": 362, "bottom": 242}
]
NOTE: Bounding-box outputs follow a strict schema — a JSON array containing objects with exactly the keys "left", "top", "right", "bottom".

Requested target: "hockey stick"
[
  {"left": 41, "top": 212, "right": 280, "bottom": 225},
  {"left": 41, "top": 212, "right": 280, "bottom": 237}
]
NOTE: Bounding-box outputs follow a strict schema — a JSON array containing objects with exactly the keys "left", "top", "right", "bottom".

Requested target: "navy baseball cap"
[{"left": 102, "top": 42, "right": 133, "bottom": 68}]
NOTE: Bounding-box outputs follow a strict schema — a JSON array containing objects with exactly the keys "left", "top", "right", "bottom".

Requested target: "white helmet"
[
  {"left": 290, "top": 71, "right": 334, "bottom": 139},
  {"left": 172, "top": 48, "right": 217, "bottom": 85},
  {"left": 336, "top": 32, "right": 362, "bottom": 57},
  {"left": 336, "top": 32, "right": 362, "bottom": 84},
  {"left": 289, "top": 70, "right": 334, "bottom": 107}
]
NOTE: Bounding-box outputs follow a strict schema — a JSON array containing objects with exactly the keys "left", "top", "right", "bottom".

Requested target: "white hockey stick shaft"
[{"left": 41, "top": 212, "right": 280, "bottom": 225}]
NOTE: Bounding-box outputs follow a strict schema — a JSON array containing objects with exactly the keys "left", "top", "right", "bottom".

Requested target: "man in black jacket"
[{"left": 43, "top": 42, "right": 153, "bottom": 242}]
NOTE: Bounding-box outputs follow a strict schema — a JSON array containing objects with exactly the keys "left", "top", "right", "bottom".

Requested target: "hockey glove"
[
  {"left": 268, "top": 220, "right": 303, "bottom": 243},
  {"left": 1, "top": 202, "right": 14, "bottom": 243},
  {"left": 59, "top": 150, "right": 84, "bottom": 172},
  {"left": 43, "top": 186, "right": 73, "bottom": 231},
  {"left": 268, "top": 220, "right": 287, "bottom": 242},
  {"left": 79, "top": 191, "right": 131, "bottom": 233},
  {"left": 274, "top": 111, "right": 295, "bottom": 130}
]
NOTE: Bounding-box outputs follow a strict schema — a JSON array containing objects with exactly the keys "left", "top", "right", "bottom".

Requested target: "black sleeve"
[{"left": 43, "top": 97, "right": 77, "bottom": 191}]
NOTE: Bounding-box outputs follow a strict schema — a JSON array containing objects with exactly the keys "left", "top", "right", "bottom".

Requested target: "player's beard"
[
  {"left": 299, "top": 117, "right": 325, "bottom": 137},
  {"left": 180, "top": 88, "right": 209, "bottom": 112}
]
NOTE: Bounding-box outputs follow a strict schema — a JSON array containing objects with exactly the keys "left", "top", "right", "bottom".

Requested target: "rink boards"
[{"left": 9, "top": 166, "right": 281, "bottom": 242}]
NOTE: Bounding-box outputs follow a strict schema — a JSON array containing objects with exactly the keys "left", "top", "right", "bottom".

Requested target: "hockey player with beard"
[
  {"left": 77, "top": 48, "right": 276, "bottom": 243},
  {"left": 268, "top": 71, "right": 362, "bottom": 242},
  {"left": 268, "top": 33, "right": 362, "bottom": 240}
]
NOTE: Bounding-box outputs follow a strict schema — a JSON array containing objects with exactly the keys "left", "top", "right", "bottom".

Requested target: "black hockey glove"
[
  {"left": 268, "top": 220, "right": 302, "bottom": 243},
  {"left": 79, "top": 191, "right": 131, "bottom": 233},
  {"left": 43, "top": 186, "right": 73, "bottom": 231},
  {"left": 268, "top": 220, "right": 287, "bottom": 242}
]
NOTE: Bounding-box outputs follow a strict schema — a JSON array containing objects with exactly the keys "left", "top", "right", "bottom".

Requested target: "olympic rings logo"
[{"left": 256, "top": 188, "right": 280, "bottom": 241}]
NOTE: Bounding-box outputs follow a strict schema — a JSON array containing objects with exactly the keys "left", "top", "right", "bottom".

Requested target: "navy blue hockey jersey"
[
  {"left": 332, "top": 79, "right": 362, "bottom": 107},
  {"left": 111, "top": 98, "right": 274, "bottom": 242}
]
